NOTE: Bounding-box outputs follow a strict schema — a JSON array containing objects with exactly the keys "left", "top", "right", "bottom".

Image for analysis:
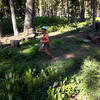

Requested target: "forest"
[{"left": 0, "top": 0, "right": 100, "bottom": 100}]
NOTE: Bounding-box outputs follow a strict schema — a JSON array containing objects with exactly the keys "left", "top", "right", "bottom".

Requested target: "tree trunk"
[
  {"left": 0, "top": 23, "right": 2, "bottom": 37},
  {"left": 67, "top": 0, "right": 69, "bottom": 21},
  {"left": 50, "top": 0, "right": 53, "bottom": 16},
  {"left": 24, "top": 0, "right": 35, "bottom": 35},
  {"left": 92, "top": 0, "right": 96, "bottom": 31},
  {"left": 10, "top": 40, "right": 20, "bottom": 47},
  {"left": 39, "top": 0, "right": 43, "bottom": 16},
  {"left": 9, "top": 0, "right": 18, "bottom": 36},
  {"left": 80, "top": 0, "right": 85, "bottom": 21},
  {"left": 61, "top": 0, "right": 64, "bottom": 16},
  {"left": 47, "top": 0, "right": 50, "bottom": 16}
]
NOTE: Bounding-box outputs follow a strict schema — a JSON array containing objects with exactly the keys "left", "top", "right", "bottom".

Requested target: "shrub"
[
  {"left": 47, "top": 77, "right": 77, "bottom": 100},
  {"left": 0, "top": 48, "right": 18, "bottom": 59},
  {"left": 90, "top": 48, "right": 100, "bottom": 61},
  {"left": 1, "top": 16, "right": 68, "bottom": 35},
  {"left": 17, "top": 18, "right": 24, "bottom": 32},
  {"left": 75, "top": 57, "right": 100, "bottom": 100},
  {"left": 1, "top": 18, "right": 13, "bottom": 35}
]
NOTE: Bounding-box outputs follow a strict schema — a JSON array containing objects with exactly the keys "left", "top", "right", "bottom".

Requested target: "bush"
[
  {"left": 34, "top": 16, "right": 67, "bottom": 27},
  {"left": 1, "top": 18, "right": 13, "bottom": 35},
  {"left": 75, "top": 57, "right": 100, "bottom": 100},
  {"left": 0, "top": 68, "right": 43, "bottom": 100},
  {"left": 17, "top": 18, "right": 24, "bottom": 32},
  {"left": 1, "top": 16, "right": 68, "bottom": 35},
  {"left": 33, "top": 16, "right": 68, "bottom": 32},
  {"left": 0, "top": 48, "right": 18, "bottom": 59},
  {"left": 90, "top": 48, "right": 100, "bottom": 61},
  {"left": 47, "top": 77, "right": 77, "bottom": 100}
]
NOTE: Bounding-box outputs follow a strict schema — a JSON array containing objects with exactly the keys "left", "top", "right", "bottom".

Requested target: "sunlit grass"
[
  {"left": 77, "top": 21, "right": 88, "bottom": 28},
  {"left": 22, "top": 47, "right": 34, "bottom": 54},
  {"left": 81, "top": 44, "right": 91, "bottom": 50},
  {"left": 76, "top": 57, "right": 100, "bottom": 100},
  {"left": 96, "top": 17, "right": 100, "bottom": 21}
]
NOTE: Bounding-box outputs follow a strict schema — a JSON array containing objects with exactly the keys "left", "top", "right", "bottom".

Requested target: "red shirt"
[{"left": 43, "top": 34, "right": 50, "bottom": 44}]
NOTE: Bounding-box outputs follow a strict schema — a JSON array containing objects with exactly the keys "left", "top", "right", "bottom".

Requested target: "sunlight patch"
[
  {"left": 66, "top": 35, "right": 75, "bottom": 38},
  {"left": 22, "top": 47, "right": 34, "bottom": 54},
  {"left": 64, "top": 53, "right": 75, "bottom": 58}
]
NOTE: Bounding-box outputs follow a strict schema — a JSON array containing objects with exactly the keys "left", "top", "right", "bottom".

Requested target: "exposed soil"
[{"left": 0, "top": 32, "right": 26, "bottom": 44}]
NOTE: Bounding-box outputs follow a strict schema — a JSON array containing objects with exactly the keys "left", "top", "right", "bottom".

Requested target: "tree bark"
[
  {"left": 61, "top": 0, "right": 64, "bottom": 16},
  {"left": 39, "top": 0, "right": 43, "bottom": 16},
  {"left": 47, "top": 0, "right": 50, "bottom": 16},
  {"left": 0, "top": 23, "right": 2, "bottom": 37},
  {"left": 67, "top": 0, "right": 69, "bottom": 21},
  {"left": 9, "top": 0, "right": 18, "bottom": 36},
  {"left": 10, "top": 40, "right": 20, "bottom": 47},
  {"left": 50, "top": 0, "right": 53, "bottom": 16},
  {"left": 24, "top": 0, "right": 35, "bottom": 35},
  {"left": 80, "top": 0, "right": 85, "bottom": 21},
  {"left": 92, "top": 0, "right": 96, "bottom": 31}
]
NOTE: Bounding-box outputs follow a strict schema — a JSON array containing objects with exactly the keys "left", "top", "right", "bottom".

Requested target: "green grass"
[
  {"left": 1, "top": 16, "right": 100, "bottom": 35},
  {"left": 50, "top": 39, "right": 63, "bottom": 47},
  {"left": 0, "top": 17, "right": 100, "bottom": 100},
  {"left": 75, "top": 56, "right": 100, "bottom": 100},
  {"left": 96, "top": 17, "right": 100, "bottom": 21},
  {"left": 0, "top": 50, "right": 99, "bottom": 100},
  {"left": 1, "top": 16, "right": 68, "bottom": 35}
]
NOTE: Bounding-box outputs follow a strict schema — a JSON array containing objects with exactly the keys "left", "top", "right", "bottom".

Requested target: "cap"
[{"left": 41, "top": 26, "right": 48, "bottom": 30}]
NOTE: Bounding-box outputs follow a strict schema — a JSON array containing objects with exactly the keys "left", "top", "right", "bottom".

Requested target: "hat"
[{"left": 41, "top": 26, "right": 48, "bottom": 30}]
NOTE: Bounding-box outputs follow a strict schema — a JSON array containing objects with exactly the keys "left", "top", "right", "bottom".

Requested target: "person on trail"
[{"left": 39, "top": 26, "right": 54, "bottom": 59}]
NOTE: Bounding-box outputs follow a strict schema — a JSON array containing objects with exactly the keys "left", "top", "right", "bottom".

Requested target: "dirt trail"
[
  {"left": 0, "top": 31, "right": 100, "bottom": 64},
  {"left": 0, "top": 32, "right": 26, "bottom": 44}
]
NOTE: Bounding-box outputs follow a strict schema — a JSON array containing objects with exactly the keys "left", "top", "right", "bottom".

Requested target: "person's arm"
[
  {"left": 36, "top": 32, "right": 41, "bottom": 34},
  {"left": 34, "top": 31, "right": 42, "bottom": 38},
  {"left": 34, "top": 30, "right": 42, "bottom": 34},
  {"left": 40, "top": 40, "right": 48, "bottom": 43}
]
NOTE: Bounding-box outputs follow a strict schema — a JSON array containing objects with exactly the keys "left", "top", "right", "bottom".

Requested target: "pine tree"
[
  {"left": 9, "top": 0, "right": 18, "bottom": 36},
  {"left": 24, "top": 0, "right": 35, "bottom": 35}
]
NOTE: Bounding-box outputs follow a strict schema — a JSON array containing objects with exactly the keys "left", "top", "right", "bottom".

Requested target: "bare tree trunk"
[
  {"left": 50, "top": 0, "right": 53, "bottom": 16},
  {"left": 61, "top": 0, "right": 64, "bottom": 16},
  {"left": 47, "top": 0, "right": 50, "bottom": 16},
  {"left": 0, "top": 23, "right": 2, "bottom": 37},
  {"left": 67, "top": 0, "right": 69, "bottom": 21},
  {"left": 9, "top": 0, "right": 18, "bottom": 36},
  {"left": 24, "top": 0, "right": 35, "bottom": 35},
  {"left": 39, "top": 0, "right": 43, "bottom": 16},
  {"left": 80, "top": 0, "right": 85, "bottom": 21},
  {"left": 92, "top": 0, "right": 96, "bottom": 31}
]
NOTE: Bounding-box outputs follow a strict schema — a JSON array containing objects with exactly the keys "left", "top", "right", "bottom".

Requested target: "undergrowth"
[{"left": 0, "top": 17, "right": 100, "bottom": 100}]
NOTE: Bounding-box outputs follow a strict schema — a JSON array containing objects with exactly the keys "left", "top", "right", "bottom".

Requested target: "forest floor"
[
  {"left": 1, "top": 28, "right": 100, "bottom": 62},
  {"left": 0, "top": 23, "right": 100, "bottom": 100}
]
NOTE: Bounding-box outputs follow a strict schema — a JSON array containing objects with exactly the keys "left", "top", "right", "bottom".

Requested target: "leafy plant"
[{"left": 47, "top": 78, "right": 76, "bottom": 100}]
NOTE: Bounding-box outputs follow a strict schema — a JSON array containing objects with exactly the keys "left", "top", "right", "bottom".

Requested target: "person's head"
[{"left": 41, "top": 26, "right": 48, "bottom": 33}]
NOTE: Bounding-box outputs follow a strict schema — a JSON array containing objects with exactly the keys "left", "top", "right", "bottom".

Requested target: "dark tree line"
[{"left": 0, "top": 0, "right": 100, "bottom": 36}]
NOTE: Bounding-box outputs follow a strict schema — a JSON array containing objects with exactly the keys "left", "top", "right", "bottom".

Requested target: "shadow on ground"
[{"left": 0, "top": 25, "right": 100, "bottom": 100}]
